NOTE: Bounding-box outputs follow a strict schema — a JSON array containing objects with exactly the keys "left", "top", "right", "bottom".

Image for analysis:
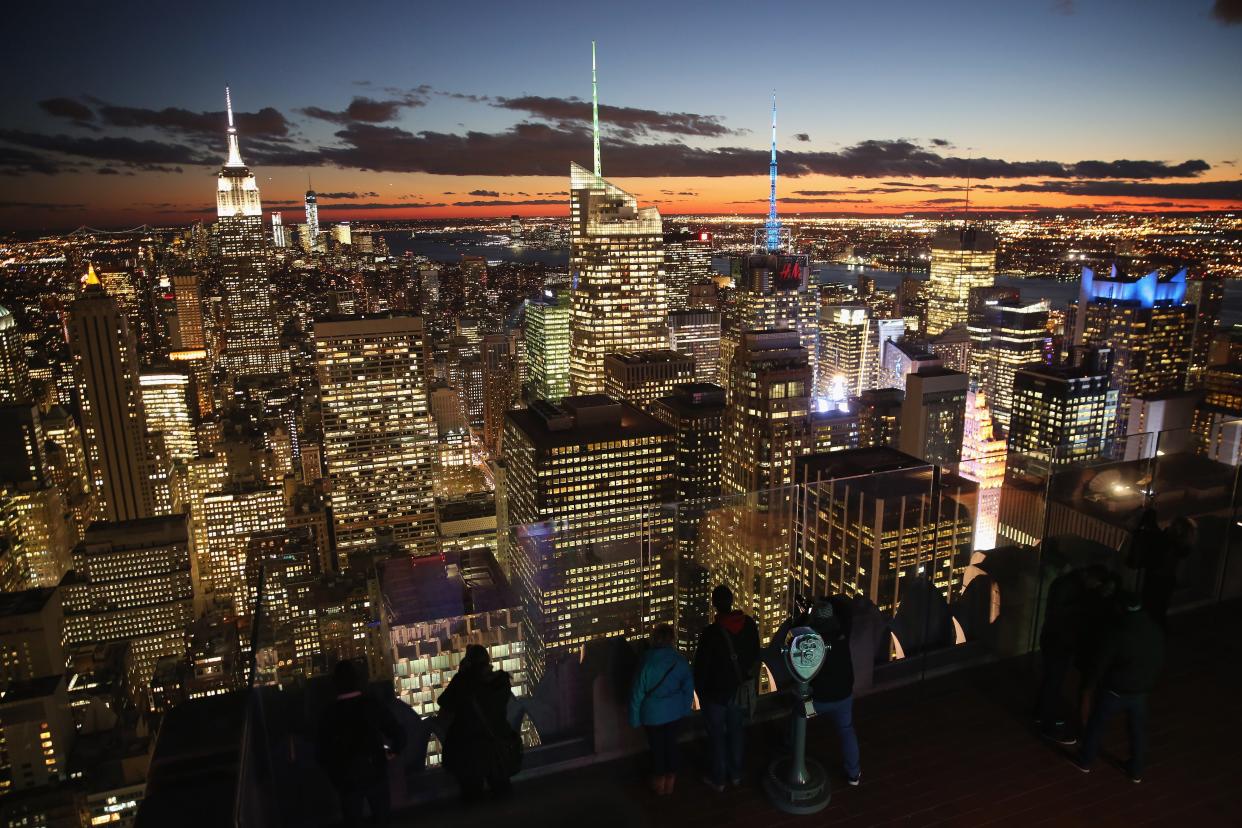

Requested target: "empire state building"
[{"left": 216, "top": 87, "right": 288, "bottom": 377}]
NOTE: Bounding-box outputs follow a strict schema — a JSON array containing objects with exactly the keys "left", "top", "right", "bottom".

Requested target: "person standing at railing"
[
  {"left": 1035, "top": 565, "right": 1110, "bottom": 744},
  {"left": 1071, "top": 592, "right": 1165, "bottom": 783},
  {"left": 693, "top": 584, "right": 761, "bottom": 793},
  {"left": 438, "top": 644, "right": 521, "bottom": 803},
  {"left": 629, "top": 624, "right": 695, "bottom": 796},
  {"left": 804, "top": 597, "right": 862, "bottom": 786},
  {"left": 316, "top": 660, "right": 407, "bottom": 828}
]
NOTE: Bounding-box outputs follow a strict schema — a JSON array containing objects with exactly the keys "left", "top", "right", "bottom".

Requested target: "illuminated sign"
[{"left": 773, "top": 254, "right": 808, "bottom": 291}]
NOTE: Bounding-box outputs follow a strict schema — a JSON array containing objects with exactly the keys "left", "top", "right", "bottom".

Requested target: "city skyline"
[{"left": 2, "top": 0, "right": 1242, "bottom": 230}]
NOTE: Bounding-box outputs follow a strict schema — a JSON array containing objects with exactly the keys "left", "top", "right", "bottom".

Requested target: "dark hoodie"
[{"left": 693, "top": 611, "right": 761, "bottom": 706}]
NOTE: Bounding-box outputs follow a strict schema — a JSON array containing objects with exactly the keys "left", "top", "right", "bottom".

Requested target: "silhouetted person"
[
  {"left": 1071, "top": 592, "right": 1165, "bottom": 783},
  {"left": 629, "top": 623, "right": 694, "bottom": 796},
  {"left": 1035, "top": 565, "right": 1109, "bottom": 743},
  {"left": 438, "top": 644, "right": 520, "bottom": 802},
  {"left": 806, "top": 598, "right": 861, "bottom": 785},
  {"left": 316, "top": 660, "right": 406, "bottom": 827},
  {"left": 693, "top": 584, "right": 760, "bottom": 792},
  {"left": 1139, "top": 515, "right": 1193, "bottom": 626}
]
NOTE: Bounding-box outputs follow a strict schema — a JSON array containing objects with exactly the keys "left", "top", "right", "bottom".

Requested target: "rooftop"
[{"left": 0, "top": 586, "right": 57, "bottom": 618}]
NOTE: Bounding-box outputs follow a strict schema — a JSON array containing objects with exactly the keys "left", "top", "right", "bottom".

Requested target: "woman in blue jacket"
[{"left": 629, "top": 624, "right": 695, "bottom": 795}]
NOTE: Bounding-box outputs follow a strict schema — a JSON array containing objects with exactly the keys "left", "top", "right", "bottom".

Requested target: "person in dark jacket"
[
  {"left": 438, "top": 644, "right": 519, "bottom": 802},
  {"left": 629, "top": 624, "right": 695, "bottom": 795},
  {"left": 316, "top": 660, "right": 406, "bottom": 827},
  {"left": 1035, "top": 565, "right": 1109, "bottom": 743},
  {"left": 693, "top": 584, "right": 761, "bottom": 792},
  {"left": 1071, "top": 592, "right": 1165, "bottom": 782},
  {"left": 805, "top": 598, "right": 861, "bottom": 785}
]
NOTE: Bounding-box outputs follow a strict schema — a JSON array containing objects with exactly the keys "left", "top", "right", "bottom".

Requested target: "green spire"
[{"left": 592, "top": 41, "right": 601, "bottom": 177}]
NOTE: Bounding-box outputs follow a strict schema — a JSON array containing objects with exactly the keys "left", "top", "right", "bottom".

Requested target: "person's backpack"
[{"left": 719, "top": 623, "right": 758, "bottom": 716}]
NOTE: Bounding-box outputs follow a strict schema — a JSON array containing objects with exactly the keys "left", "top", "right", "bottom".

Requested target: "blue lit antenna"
[{"left": 764, "top": 92, "right": 781, "bottom": 252}]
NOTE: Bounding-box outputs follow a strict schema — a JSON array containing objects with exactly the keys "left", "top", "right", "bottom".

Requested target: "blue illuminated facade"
[{"left": 1079, "top": 264, "right": 1188, "bottom": 308}]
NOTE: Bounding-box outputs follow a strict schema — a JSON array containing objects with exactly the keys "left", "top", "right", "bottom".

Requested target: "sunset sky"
[{"left": 3, "top": 0, "right": 1241, "bottom": 230}]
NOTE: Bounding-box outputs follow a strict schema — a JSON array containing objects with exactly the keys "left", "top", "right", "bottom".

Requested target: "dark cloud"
[
  {"left": 38, "top": 97, "right": 95, "bottom": 123},
  {"left": 0, "top": 146, "right": 65, "bottom": 175},
  {"left": 1051, "top": 0, "right": 1076, "bottom": 16},
  {"left": 0, "top": 199, "right": 86, "bottom": 210},
  {"left": 982, "top": 179, "right": 1242, "bottom": 200},
  {"left": 920, "top": 197, "right": 965, "bottom": 204},
  {"left": 299, "top": 94, "right": 425, "bottom": 125},
  {"left": 468, "top": 189, "right": 500, "bottom": 197},
  {"left": 315, "top": 191, "right": 379, "bottom": 199},
  {"left": 451, "top": 198, "right": 562, "bottom": 207},
  {"left": 313, "top": 201, "right": 448, "bottom": 210},
  {"left": 779, "top": 197, "right": 871, "bottom": 204},
  {"left": 436, "top": 90, "right": 491, "bottom": 103},
  {"left": 97, "top": 104, "right": 292, "bottom": 138},
  {"left": 493, "top": 96, "right": 739, "bottom": 137},
  {"left": 0, "top": 129, "right": 209, "bottom": 168},
  {"left": 1212, "top": 0, "right": 1242, "bottom": 24},
  {"left": 794, "top": 133, "right": 811, "bottom": 142},
  {"left": 929, "top": 138, "right": 952, "bottom": 147}
]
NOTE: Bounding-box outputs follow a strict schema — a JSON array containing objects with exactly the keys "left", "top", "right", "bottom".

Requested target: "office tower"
[
  {"left": 40, "top": 406, "right": 94, "bottom": 538},
  {"left": 858, "top": 388, "right": 904, "bottom": 448},
  {"left": 0, "top": 305, "right": 31, "bottom": 402},
  {"left": 510, "top": 215, "right": 523, "bottom": 241},
  {"left": 688, "top": 282, "right": 719, "bottom": 311},
  {"left": 201, "top": 485, "right": 285, "bottom": 611},
  {"left": 722, "top": 330, "right": 811, "bottom": 496},
  {"left": 958, "top": 388, "right": 1006, "bottom": 551},
  {"left": 899, "top": 366, "right": 968, "bottom": 469},
  {"left": 603, "top": 350, "right": 696, "bottom": 413},
  {"left": 524, "top": 290, "right": 571, "bottom": 402},
  {"left": 1072, "top": 264, "right": 1194, "bottom": 434},
  {"left": 897, "top": 276, "right": 927, "bottom": 334},
  {"left": 568, "top": 54, "right": 666, "bottom": 393},
  {"left": 62, "top": 515, "right": 193, "bottom": 692},
  {"left": 881, "top": 339, "right": 941, "bottom": 391},
  {"left": 461, "top": 256, "right": 488, "bottom": 305},
  {"left": 818, "top": 305, "right": 875, "bottom": 398},
  {"left": 663, "top": 229, "right": 713, "bottom": 310},
  {"left": 314, "top": 316, "right": 438, "bottom": 559},
  {"left": 171, "top": 273, "right": 207, "bottom": 351},
  {"left": 928, "top": 326, "right": 971, "bottom": 375},
  {"left": 810, "top": 401, "right": 860, "bottom": 453},
  {"left": 651, "top": 383, "right": 725, "bottom": 649},
  {"left": 985, "top": 299, "right": 1050, "bottom": 431},
  {"left": 68, "top": 265, "right": 156, "bottom": 522},
  {"left": 271, "top": 212, "right": 286, "bottom": 248},
  {"left": 482, "top": 333, "right": 520, "bottom": 457},
  {"left": 380, "top": 550, "right": 529, "bottom": 766},
  {"left": 793, "top": 447, "right": 976, "bottom": 613},
  {"left": 332, "top": 222, "right": 351, "bottom": 247},
  {"left": 668, "top": 310, "right": 721, "bottom": 384},
  {"left": 451, "top": 351, "right": 485, "bottom": 429},
  {"left": 965, "top": 286, "right": 1019, "bottom": 386},
  {"left": 567, "top": 161, "right": 666, "bottom": 393},
  {"left": 1183, "top": 272, "right": 1224, "bottom": 390},
  {"left": 0, "top": 674, "right": 74, "bottom": 794},
  {"left": 0, "top": 588, "right": 64, "bottom": 684},
  {"left": 216, "top": 88, "right": 288, "bottom": 377},
  {"left": 0, "top": 406, "right": 73, "bottom": 588},
  {"left": 1194, "top": 365, "right": 1242, "bottom": 464},
  {"left": 140, "top": 370, "right": 196, "bottom": 463},
  {"left": 503, "top": 395, "right": 675, "bottom": 681},
  {"left": 1006, "top": 361, "right": 1116, "bottom": 478},
  {"left": 925, "top": 228, "right": 997, "bottom": 337},
  {"left": 304, "top": 188, "right": 320, "bottom": 250}
]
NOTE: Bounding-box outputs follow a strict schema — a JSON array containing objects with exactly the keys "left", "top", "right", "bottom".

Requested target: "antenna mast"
[
  {"left": 591, "top": 41, "right": 602, "bottom": 177},
  {"left": 764, "top": 92, "right": 782, "bottom": 252}
]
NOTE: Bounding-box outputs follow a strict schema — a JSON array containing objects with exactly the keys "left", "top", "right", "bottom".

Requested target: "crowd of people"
[{"left": 311, "top": 508, "right": 1188, "bottom": 823}]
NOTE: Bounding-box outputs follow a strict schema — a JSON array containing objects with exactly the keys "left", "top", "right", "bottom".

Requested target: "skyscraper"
[
  {"left": 663, "top": 229, "right": 713, "bottom": 311},
  {"left": 140, "top": 370, "right": 196, "bottom": 463},
  {"left": 482, "top": 332, "right": 520, "bottom": 457},
  {"left": 68, "top": 265, "right": 156, "bottom": 522},
  {"left": 201, "top": 484, "right": 285, "bottom": 611},
  {"left": 504, "top": 395, "right": 675, "bottom": 682},
  {"left": 304, "top": 188, "right": 320, "bottom": 251},
  {"left": 314, "top": 316, "right": 438, "bottom": 560},
  {"left": 985, "top": 299, "right": 1050, "bottom": 431},
  {"left": 1006, "top": 358, "right": 1117, "bottom": 478},
  {"left": 818, "top": 305, "right": 875, "bottom": 399},
  {"left": 1184, "top": 272, "right": 1224, "bottom": 390},
  {"left": 899, "top": 366, "right": 968, "bottom": 469},
  {"left": 0, "top": 305, "right": 32, "bottom": 403},
  {"left": 216, "top": 88, "right": 288, "bottom": 377},
  {"left": 965, "top": 285, "right": 1019, "bottom": 387},
  {"left": 271, "top": 212, "right": 287, "bottom": 248},
  {"left": 957, "top": 387, "right": 1007, "bottom": 551},
  {"left": 568, "top": 47, "right": 667, "bottom": 393},
  {"left": 668, "top": 310, "right": 721, "bottom": 384},
  {"left": 925, "top": 228, "right": 997, "bottom": 337},
  {"left": 722, "top": 330, "right": 811, "bottom": 497},
  {"left": 1071, "top": 264, "right": 1194, "bottom": 434}
]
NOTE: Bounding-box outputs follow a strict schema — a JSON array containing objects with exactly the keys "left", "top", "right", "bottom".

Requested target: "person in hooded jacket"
[
  {"left": 438, "top": 644, "right": 520, "bottom": 802},
  {"left": 805, "top": 597, "right": 861, "bottom": 785},
  {"left": 629, "top": 624, "right": 695, "bottom": 795},
  {"left": 693, "top": 584, "right": 761, "bottom": 792}
]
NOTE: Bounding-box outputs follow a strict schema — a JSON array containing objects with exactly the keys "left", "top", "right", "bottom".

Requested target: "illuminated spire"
[
  {"left": 224, "top": 86, "right": 244, "bottom": 168},
  {"left": 82, "top": 262, "right": 101, "bottom": 289},
  {"left": 765, "top": 92, "right": 781, "bottom": 252},
  {"left": 591, "top": 41, "right": 601, "bottom": 177}
]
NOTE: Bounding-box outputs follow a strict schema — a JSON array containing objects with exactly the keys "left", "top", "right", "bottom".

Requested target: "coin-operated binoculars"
[{"left": 763, "top": 626, "right": 831, "bottom": 814}]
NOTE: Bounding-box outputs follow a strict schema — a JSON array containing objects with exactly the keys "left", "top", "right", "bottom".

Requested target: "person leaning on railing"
[
  {"left": 629, "top": 624, "right": 694, "bottom": 796},
  {"left": 693, "top": 585, "right": 761, "bottom": 793}
]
